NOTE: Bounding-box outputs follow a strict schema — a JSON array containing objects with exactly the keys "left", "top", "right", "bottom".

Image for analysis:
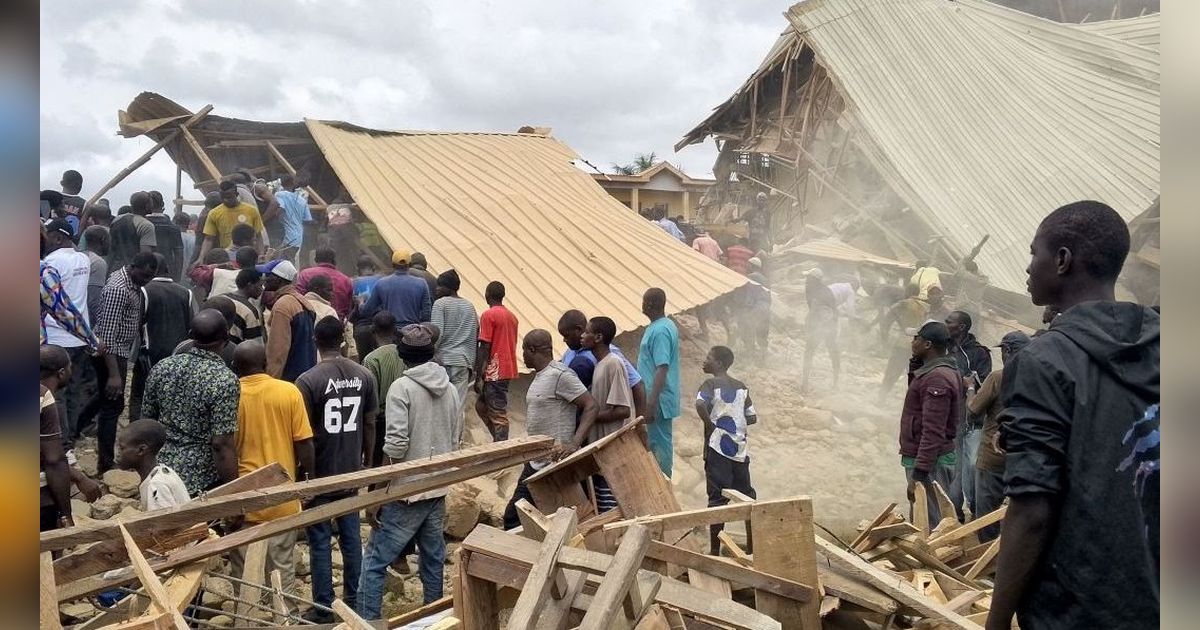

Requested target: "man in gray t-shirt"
[{"left": 502, "top": 329, "right": 596, "bottom": 530}]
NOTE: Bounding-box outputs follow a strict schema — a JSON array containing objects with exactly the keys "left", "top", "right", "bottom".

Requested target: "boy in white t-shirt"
[
  {"left": 695, "top": 345, "right": 758, "bottom": 555},
  {"left": 115, "top": 419, "right": 190, "bottom": 510}
]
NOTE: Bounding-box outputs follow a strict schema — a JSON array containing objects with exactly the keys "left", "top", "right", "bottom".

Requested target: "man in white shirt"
[
  {"left": 115, "top": 419, "right": 191, "bottom": 511},
  {"left": 42, "top": 218, "right": 95, "bottom": 444}
]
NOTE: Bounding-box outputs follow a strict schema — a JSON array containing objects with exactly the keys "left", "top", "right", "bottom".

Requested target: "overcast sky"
[{"left": 39, "top": 0, "right": 792, "bottom": 209}]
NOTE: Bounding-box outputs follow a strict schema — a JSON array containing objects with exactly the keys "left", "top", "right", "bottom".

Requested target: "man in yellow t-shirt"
[
  {"left": 229, "top": 340, "right": 314, "bottom": 603},
  {"left": 197, "top": 180, "right": 265, "bottom": 265}
]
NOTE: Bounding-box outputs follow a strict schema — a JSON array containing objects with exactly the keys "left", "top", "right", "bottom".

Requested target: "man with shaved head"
[
  {"left": 502, "top": 329, "right": 598, "bottom": 529},
  {"left": 108, "top": 191, "right": 157, "bottom": 272},
  {"left": 141, "top": 309, "right": 240, "bottom": 496},
  {"left": 638, "top": 288, "right": 681, "bottom": 477}
]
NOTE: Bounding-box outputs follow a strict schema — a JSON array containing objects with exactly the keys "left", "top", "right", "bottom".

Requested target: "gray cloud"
[{"left": 41, "top": 0, "right": 791, "bottom": 205}]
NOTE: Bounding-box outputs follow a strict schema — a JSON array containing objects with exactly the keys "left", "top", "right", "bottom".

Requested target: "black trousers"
[
  {"left": 85, "top": 356, "right": 128, "bottom": 474},
  {"left": 503, "top": 464, "right": 537, "bottom": 531},
  {"left": 705, "top": 451, "right": 756, "bottom": 555}
]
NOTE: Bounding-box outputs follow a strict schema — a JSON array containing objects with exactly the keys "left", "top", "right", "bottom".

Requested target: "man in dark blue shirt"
[{"left": 361, "top": 249, "right": 431, "bottom": 327}]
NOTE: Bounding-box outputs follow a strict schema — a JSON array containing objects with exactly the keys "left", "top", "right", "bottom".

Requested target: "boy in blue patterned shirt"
[{"left": 694, "top": 345, "right": 757, "bottom": 554}]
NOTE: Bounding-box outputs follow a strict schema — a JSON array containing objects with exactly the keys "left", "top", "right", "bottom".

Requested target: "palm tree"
[{"left": 611, "top": 152, "right": 658, "bottom": 175}]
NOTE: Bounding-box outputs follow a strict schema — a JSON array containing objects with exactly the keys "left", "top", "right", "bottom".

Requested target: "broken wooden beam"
[
  {"left": 645, "top": 540, "right": 814, "bottom": 602},
  {"left": 579, "top": 523, "right": 657, "bottom": 629},
  {"left": 507, "top": 508, "right": 578, "bottom": 629},
  {"left": 86, "top": 105, "right": 213, "bottom": 208},
  {"left": 43, "top": 437, "right": 551, "bottom": 552}
]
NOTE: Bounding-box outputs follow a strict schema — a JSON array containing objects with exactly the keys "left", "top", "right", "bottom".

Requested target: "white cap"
[
  {"left": 271, "top": 260, "right": 298, "bottom": 282},
  {"left": 805, "top": 267, "right": 824, "bottom": 279}
]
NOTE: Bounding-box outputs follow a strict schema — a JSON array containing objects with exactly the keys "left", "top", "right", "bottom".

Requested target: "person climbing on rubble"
[
  {"left": 736, "top": 191, "right": 772, "bottom": 253},
  {"left": 502, "top": 329, "right": 598, "bottom": 530},
  {"left": 800, "top": 268, "right": 841, "bottom": 393},
  {"left": 738, "top": 258, "right": 771, "bottom": 357},
  {"left": 987, "top": 201, "right": 1159, "bottom": 630},
  {"left": 874, "top": 283, "right": 930, "bottom": 403},
  {"left": 359, "top": 323, "right": 463, "bottom": 618},
  {"left": 695, "top": 345, "right": 757, "bottom": 555}
]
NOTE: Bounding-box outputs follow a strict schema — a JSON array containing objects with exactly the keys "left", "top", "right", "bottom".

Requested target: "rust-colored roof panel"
[{"left": 305, "top": 119, "right": 747, "bottom": 358}]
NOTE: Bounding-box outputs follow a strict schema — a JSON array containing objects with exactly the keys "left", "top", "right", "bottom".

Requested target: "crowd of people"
[{"left": 39, "top": 168, "right": 1158, "bottom": 629}]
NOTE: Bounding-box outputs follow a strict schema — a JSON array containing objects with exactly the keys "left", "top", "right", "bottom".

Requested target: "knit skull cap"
[{"left": 437, "top": 268, "right": 461, "bottom": 291}]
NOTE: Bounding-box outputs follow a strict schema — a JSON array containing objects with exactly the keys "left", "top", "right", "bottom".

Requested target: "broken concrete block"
[
  {"left": 90, "top": 494, "right": 136, "bottom": 520},
  {"left": 101, "top": 469, "right": 142, "bottom": 499}
]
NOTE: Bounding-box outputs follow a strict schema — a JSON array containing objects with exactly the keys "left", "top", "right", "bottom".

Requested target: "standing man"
[
  {"left": 323, "top": 195, "right": 360, "bottom": 276},
  {"left": 362, "top": 249, "right": 431, "bottom": 327},
  {"left": 92, "top": 252, "right": 157, "bottom": 474},
  {"left": 175, "top": 213, "right": 195, "bottom": 269},
  {"left": 801, "top": 269, "right": 841, "bottom": 393},
  {"left": 60, "top": 169, "right": 86, "bottom": 226},
  {"left": 987, "top": 201, "right": 1159, "bottom": 630},
  {"left": 80, "top": 225, "right": 109, "bottom": 329},
  {"left": 502, "top": 329, "right": 598, "bottom": 529},
  {"left": 691, "top": 229, "right": 722, "bottom": 261},
  {"left": 232, "top": 340, "right": 315, "bottom": 603},
  {"left": 351, "top": 255, "right": 383, "bottom": 358},
  {"left": 263, "top": 261, "right": 318, "bottom": 382},
  {"left": 108, "top": 192, "right": 157, "bottom": 274},
  {"left": 187, "top": 193, "right": 222, "bottom": 269},
  {"left": 145, "top": 192, "right": 185, "bottom": 281},
  {"left": 141, "top": 310, "right": 240, "bottom": 496},
  {"left": 295, "top": 317, "right": 377, "bottom": 622},
  {"left": 968, "top": 331, "right": 1029, "bottom": 542},
  {"left": 40, "top": 345, "right": 76, "bottom": 531},
  {"left": 945, "top": 310, "right": 992, "bottom": 522},
  {"left": 737, "top": 192, "right": 772, "bottom": 253},
  {"left": 581, "top": 316, "right": 636, "bottom": 512},
  {"left": 637, "top": 288, "right": 681, "bottom": 477},
  {"left": 362, "top": 312, "right": 402, "bottom": 468},
  {"left": 296, "top": 248, "right": 354, "bottom": 320},
  {"left": 266, "top": 174, "right": 312, "bottom": 263},
  {"left": 408, "top": 252, "right": 438, "bottom": 297},
  {"left": 651, "top": 207, "right": 685, "bottom": 241},
  {"left": 196, "top": 181, "right": 264, "bottom": 265},
  {"left": 474, "top": 281, "right": 519, "bottom": 442},
  {"left": 128, "top": 253, "right": 194, "bottom": 420},
  {"left": 42, "top": 218, "right": 94, "bottom": 442},
  {"left": 431, "top": 269, "right": 478, "bottom": 404},
  {"left": 899, "top": 321, "right": 961, "bottom": 526},
  {"left": 359, "top": 324, "right": 463, "bottom": 618}
]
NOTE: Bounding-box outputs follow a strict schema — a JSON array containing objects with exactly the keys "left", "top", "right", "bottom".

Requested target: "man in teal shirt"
[{"left": 637, "top": 288, "right": 680, "bottom": 477}]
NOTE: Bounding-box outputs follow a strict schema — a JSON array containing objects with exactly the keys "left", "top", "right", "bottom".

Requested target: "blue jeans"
[
  {"left": 305, "top": 494, "right": 362, "bottom": 610},
  {"left": 949, "top": 426, "right": 982, "bottom": 521},
  {"left": 357, "top": 497, "right": 446, "bottom": 619}
]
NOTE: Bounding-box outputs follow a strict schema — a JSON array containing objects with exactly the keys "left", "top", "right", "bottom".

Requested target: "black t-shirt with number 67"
[{"left": 295, "top": 357, "right": 379, "bottom": 493}]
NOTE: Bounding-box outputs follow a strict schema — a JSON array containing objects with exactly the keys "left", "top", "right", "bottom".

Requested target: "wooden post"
[
  {"left": 681, "top": 190, "right": 690, "bottom": 221},
  {"left": 180, "top": 126, "right": 222, "bottom": 184},
  {"left": 117, "top": 525, "right": 190, "bottom": 630},
  {"left": 39, "top": 552, "right": 63, "bottom": 630},
  {"left": 457, "top": 551, "right": 500, "bottom": 630},
  {"left": 174, "top": 165, "right": 183, "bottom": 214},
  {"left": 630, "top": 187, "right": 640, "bottom": 213},
  {"left": 236, "top": 540, "right": 268, "bottom": 619},
  {"left": 86, "top": 104, "right": 213, "bottom": 208},
  {"left": 266, "top": 140, "right": 329, "bottom": 206},
  {"left": 751, "top": 498, "right": 821, "bottom": 630}
]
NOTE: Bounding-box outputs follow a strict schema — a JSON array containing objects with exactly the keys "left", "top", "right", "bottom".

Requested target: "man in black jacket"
[
  {"left": 945, "top": 310, "right": 992, "bottom": 521},
  {"left": 986, "top": 201, "right": 1159, "bottom": 630}
]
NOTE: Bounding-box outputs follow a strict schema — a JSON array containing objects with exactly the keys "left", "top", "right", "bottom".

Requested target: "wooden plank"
[
  {"left": 270, "top": 569, "right": 288, "bottom": 624},
  {"left": 44, "top": 438, "right": 551, "bottom": 551},
  {"left": 624, "top": 572, "right": 663, "bottom": 626},
  {"left": 813, "top": 537, "right": 981, "bottom": 629},
  {"left": 179, "top": 126, "right": 223, "bottom": 183},
  {"left": 513, "top": 498, "right": 550, "bottom": 541},
  {"left": 647, "top": 540, "right": 814, "bottom": 602},
  {"left": 534, "top": 568, "right": 588, "bottom": 630},
  {"left": 913, "top": 484, "right": 930, "bottom": 535},
  {"left": 926, "top": 506, "right": 1007, "bottom": 550},
  {"left": 508, "top": 508, "right": 578, "bottom": 629},
  {"left": 462, "top": 525, "right": 779, "bottom": 630},
  {"left": 892, "top": 539, "right": 984, "bottom": 589},
  {"left": 57, "top": 447, "right": 545, "bottom": 601},
  {"left": 333, "top": 597, "right": 374, "bottom": 630},
  {"left": 817, "top": 566, "right": 898, "bottom": 615},
  {"left": 40, "top": 551, "right": 63, "bottom": 630},
  {"left": 751, "top": 498, "right": 821, "bottom": 630},
  {"left": 716, "top": 531, "right": 753, "bottom": 567},
  {"left": 427, "top": 618, "right": 463, "bottom": 630},
  {"left": 265, "top": 140, "right": 329, "bottom": 206},
  {"left": 86, "top": 105, "right": 213, "bottom": 207},
  {"left": 849, "top": 503, "right": 898, "bottom": 551},
  {"left": 579, "top": 523, "right": 654, "bottom": 630},
  {"left": 720, "top": 489, "right": 755, "bottom": 503},
  {"left": 593, "top": 428, "right": 682, "bottom": 519},
  {"left": 386, "top": 595, "right": 452, "bottom": 627},
  {"left": 633, "top": 604, "right": 671, "bottom": 630},
  {"left": 932, "top": 482, "right": 956, "bottom": 525},
  {"left": 946, "top": 590, "right": 987, "bottom": 613},
  {"left": 964, "top": 538, "right": 1001, "bottom": 580},
  {"left": 525, "top": 420, "right": 642, "bottom": 484},
  {"left": 603, "top": 498, "right": 800, "bottom": 537},
  {"left": 117, "top": 525, "right": 189, "bottom": 630},
  {"left": 457, "top": 551, "right": 500, "bottom": 630},
  {"left": 686, "top": 569, "right": 731, "bottom": 599},
  {"left": 857, "top": 521, "right": 919, "bottom": 553},
  {"left": 236, "top": 540, "right": 268, "bottom": 619}
]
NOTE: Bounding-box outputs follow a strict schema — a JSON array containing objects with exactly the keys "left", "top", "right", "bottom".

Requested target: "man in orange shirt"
[
  {"left": 229, "top": 340, "right": 315, "bottom": 603},
  {"left": 473, "top": 281, "right": 518, "bottom": 441}
]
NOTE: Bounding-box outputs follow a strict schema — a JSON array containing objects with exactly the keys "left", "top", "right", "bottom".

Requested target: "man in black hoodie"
[
  {"left": 987, "top": 201, "right": 1159, "bottom": 630},
  {"left": 945, "top": 310, "right": 991, "bottom": 521}
]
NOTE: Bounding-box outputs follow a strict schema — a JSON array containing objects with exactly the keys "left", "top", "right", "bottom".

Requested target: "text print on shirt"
[{"left": 323, "top": 376, "right": 363, "bottom": 434}]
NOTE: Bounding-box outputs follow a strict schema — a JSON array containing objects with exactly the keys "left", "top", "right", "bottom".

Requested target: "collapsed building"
[
  {"left": 677, "top": 0, "right": 1160, "bottom": 321},
  {"left": 99, "top": 91, "right": 749, "bottom": 357}
]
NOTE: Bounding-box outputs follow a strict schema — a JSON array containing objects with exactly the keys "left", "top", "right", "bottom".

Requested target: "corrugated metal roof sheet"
[
  {"left": 305, "top": 119, "right": 748, "bottom": 358},
  {"left": 1073, "top": 13, "right": 1159, "bottom": 50},
  {"left": 776, "top": 238, "right": 914, "bottom": 270},
  {"left": 777, "top": 0, "right": 1159, "bottom": 294}
]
